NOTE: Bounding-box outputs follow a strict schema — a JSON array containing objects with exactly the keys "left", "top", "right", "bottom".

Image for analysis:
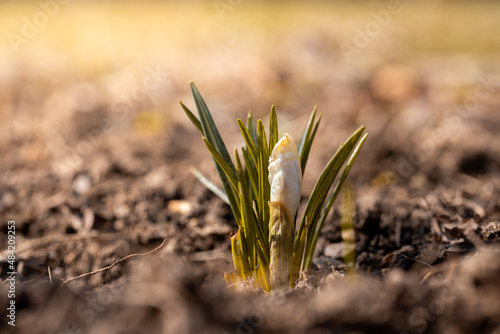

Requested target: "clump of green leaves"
[{"left": 181, "top": 83, "right": 367, "bottom": 291}]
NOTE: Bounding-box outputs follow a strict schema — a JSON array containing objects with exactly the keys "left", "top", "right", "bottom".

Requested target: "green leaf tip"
[{"left": 182, "top": 83, "right": 367, "bottom": 292}]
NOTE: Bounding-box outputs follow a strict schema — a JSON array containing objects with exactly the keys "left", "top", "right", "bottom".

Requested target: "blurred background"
[{"left": 1, "top": 0, "right": 499, "bottom": 183}]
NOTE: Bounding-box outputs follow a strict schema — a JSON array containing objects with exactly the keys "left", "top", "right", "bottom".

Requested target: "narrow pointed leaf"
[
  {"left": 231, "top": 231, "right": 247, "bottom": 281},
  {"left": 257, "top": 119, "right": 270, "bottom": 237},
  {"left": 190, "top": 167, "right": 229, "bottom": 204},
  {"left": 191, "top": 83, "right": 234, "bottom": 166},
  {"left": 300, "top": 113, "right": 321, "bottom": 175},
  {"left": 297, "top": 107, "right": 317, "bottom": 157},
  {"left": 295, "top": 126, "right": 365, "bottom": 272},
  {"left": 237, "top": 119, "right": 259, "bottom": 165},
  {"left": 303, "top": 132, "right": 367, "bottom": 270},
  {"left": 190, "top": 83, "right": 241, "bottom": 225},
  {"left": 290, "top": 217, "right": 309, "bottom": 287},
  {"left": 258, "top": 154, "right": 269, "bottom": 238},
  {"left": 257, "top": 120, "right": 269, "bottom": 156},
  {"left": 269, "top": 105, "right": 279, "bottom": 152},
  {"left": 236, "top": 227, "right": 253, "bottom": 278},
  {"left": 241, "top": 147, "right": 259, "bottom": 200},
  {"left": 235, "top": 149, "right": 270, "bottom": 267},
  {"left": 180, "top": 101, "right": 203, "bottom": 133},
  {"left": 246, "top": 112, "right": 258, "bottom": 144},
  {"left": 297, "top": 107, "right": 321, "bottom": 175},
  {"left": 203, "top": 138, "right": 238, "bottom": 191}
]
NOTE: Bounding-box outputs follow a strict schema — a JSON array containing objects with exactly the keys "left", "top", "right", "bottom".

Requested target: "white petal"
[{"left": 268, "top": 133, "right": 302, "bottom": 223}]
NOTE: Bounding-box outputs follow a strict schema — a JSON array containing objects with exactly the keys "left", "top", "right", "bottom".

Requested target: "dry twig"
[
  {"left": 0, "top": 272, "right": 15, "bottom": 286},
  {"left": 61, "top": 239, "right": 167, "bottom": 286}
]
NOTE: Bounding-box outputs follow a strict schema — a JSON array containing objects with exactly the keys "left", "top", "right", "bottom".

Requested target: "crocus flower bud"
[
  {"left": 268, "top": 133, "right": 302, "bottom": 289},
  {"left": 268, "top": 133, "right": 302, "bottom": 225}
]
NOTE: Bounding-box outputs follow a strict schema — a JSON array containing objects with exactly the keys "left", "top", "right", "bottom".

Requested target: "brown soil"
[{"left": 1, "top": 10, "right": 500, "bottom": 333}]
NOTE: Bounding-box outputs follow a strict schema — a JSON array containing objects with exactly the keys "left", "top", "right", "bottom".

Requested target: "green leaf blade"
[
  {"left": 189, "top": 83, "right": 242, "bottom": 225},
  {"left": 203, "top": 138, "right": 238, "bottom": 193},
  {"left": 237, "top": 118, "right": 259, "bottom": 165},
  {"left": 235, "top": 149, "right": 270, "bottom": 268},
  {"left": 303, "top": 132, "right": 367, "bottom": 270},
  {"left": 247, "top": 112, "right": 258, "bottom": 145},
  {"left": 190, "top": 167, "right": 229, "bottom": 204},
  {"left": 297, "top": 107, "right": 322, "bottom": 176},
  {"left": 297, "top": 126, "right": 366, "bottom": 271},
  {"left": 180, "top": 101, "right": 203, "bottom": 133},
  {"left": 191, "top": 83, "right": 234, "bottom": 167},
  {"left": 269, "top": 105, "right": 279, "bottom": 152}
]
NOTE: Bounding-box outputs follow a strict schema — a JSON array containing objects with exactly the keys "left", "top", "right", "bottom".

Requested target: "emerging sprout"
[
  {"left": 181, "top": 82, "right": 367, "bottom": 292},
  {"left": 268, "top": 134, "right": 301, "bottom": 289}
]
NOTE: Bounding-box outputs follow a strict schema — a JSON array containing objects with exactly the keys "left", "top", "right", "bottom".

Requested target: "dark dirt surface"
[
  {"left": 1, "top": 62, "right": 500, "bottom": 333},
  {"left": 1, "top": 2, "right": 500, "bottom": 333}
]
